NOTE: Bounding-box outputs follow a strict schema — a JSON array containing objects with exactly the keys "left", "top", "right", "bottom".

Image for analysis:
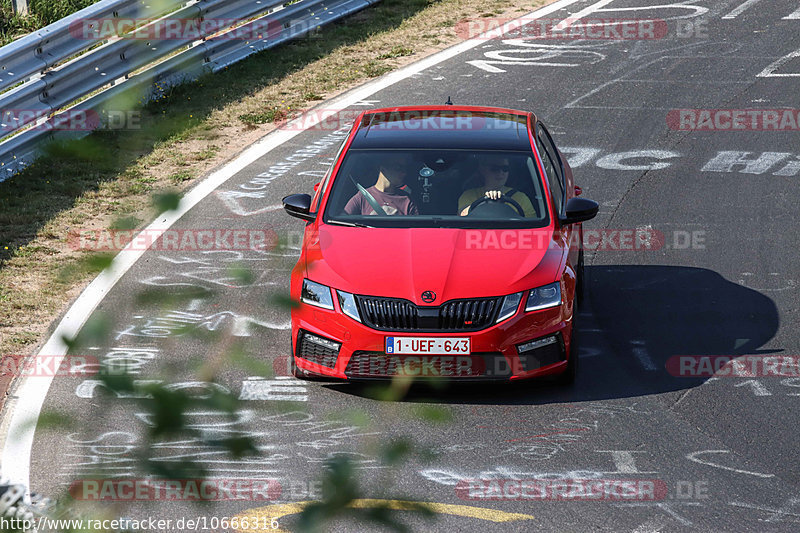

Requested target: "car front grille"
[
  {"left": 355, "top": 296, "right": 501, "bottom": 332},
  {"left": 358, "top": 297, "right": 418, "bottom": 329}
]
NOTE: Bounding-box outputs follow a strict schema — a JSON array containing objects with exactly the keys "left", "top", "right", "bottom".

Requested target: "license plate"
[{"left": 385, "top": 337, "right": 470, "bottom": 355}]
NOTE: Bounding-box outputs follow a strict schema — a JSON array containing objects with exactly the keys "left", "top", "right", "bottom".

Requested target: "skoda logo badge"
[{"left": 421, "top": 291, "right": 436, "bottom": 303}]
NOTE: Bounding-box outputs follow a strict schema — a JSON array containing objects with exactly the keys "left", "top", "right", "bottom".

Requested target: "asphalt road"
[{"left": 13, "top": 0, "right": 800, "bottom": 531}]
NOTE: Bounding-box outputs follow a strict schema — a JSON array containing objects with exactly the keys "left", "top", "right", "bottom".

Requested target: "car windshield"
[{"left": 323, "top": 149, "right": 550, "bottom": 228}]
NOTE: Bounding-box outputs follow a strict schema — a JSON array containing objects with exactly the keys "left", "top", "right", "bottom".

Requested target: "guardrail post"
[{"left": 11, "top": 0, "right": 29, "bottom": 16}]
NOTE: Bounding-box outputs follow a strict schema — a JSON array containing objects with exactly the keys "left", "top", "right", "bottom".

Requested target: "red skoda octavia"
[{"left": 282, "top": 105, "right": 598, "bottom": 384}]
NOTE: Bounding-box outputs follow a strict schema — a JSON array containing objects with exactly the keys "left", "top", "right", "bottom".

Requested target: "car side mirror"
[
  {"left": 282, "top": 193, "right": 315, "bottom": 222},
  {"left": 560, "top": 197, "right": 598, "bottom": 225}
]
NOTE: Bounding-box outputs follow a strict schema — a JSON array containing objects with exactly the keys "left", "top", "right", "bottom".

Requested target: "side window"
[
  {"left": 311, "top": 138, "right": 348, "bottom": 212},
  {"left": 536, "top": 123, "right": 565, "bottom": 215},
  {"left": 539, "top": 123, "right": 565, "bottom": 189}
]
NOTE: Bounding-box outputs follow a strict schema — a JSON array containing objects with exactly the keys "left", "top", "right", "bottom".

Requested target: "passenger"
[
  {"left": 344, "top": 153, "right": 419, "bottom": 216},
  {"left": 458, "top": 155, "right": 536, "bottom": 217}
]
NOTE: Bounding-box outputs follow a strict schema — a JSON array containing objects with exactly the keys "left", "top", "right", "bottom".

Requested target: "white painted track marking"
[
  {"left": 722, "top": 0, "right": 764, "bottom": 19},
  {"left": 785, "top": 6, "right": 800, "bottom": 19},
  {"left": 686, "top": 450, "right": 775, "bottom": 478},
  {"left": 0, "top": 0, "right": 585, "bottom": 488},
  {"left": 728, "top": 498, "right": 800, "bottom": 522},
  {"left": 555, "top": 0, "right": 616, "bottom": 30},
  {"left": 757, "top": 47, "right": 800, "bottom": 77}
]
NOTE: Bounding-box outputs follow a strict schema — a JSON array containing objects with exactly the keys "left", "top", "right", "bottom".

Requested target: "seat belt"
[{"left": 348, "top": 175, "right": 387, "bottom": 215}]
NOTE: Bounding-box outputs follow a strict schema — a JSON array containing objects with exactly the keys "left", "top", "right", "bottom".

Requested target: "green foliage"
[
  {"left": 381, "top": 438, "right": 414, "bottom": 466},
  {"left": 33, "top": 409, "right": 75, "bottom": 430},
  {"left": 135, "top": 284, "right": 214, "bottom": 307},
  {"left": 268, "top": 292, "right": 300, "bottom": 310},
  {"left": 151, "top": 190, "right": 181, "bottom": 213},
  {"left": 298, "top": 457, "right": 360, "bottom": 531},
  {"left": 238, "top": 107, "right": 288, "bottom": 126},
  {"left": 377, "top": 46, "right": 414, "bottom": 59},
  {"left": 28, "top": 0, "right": 98, "bottom": 25},
  {"left": 296, "top": 454, "right": 435, "bottom": 533},
  {"left": 56, "top": 252, "right": 114, "bottom": 284},
  {"left": 0, "top": 0, "right": 100, "bottom": 45},
  {"left": 227, "top": 263, "right": 255, "bottom": 285},
  {"left": 227, "top": 343, "right": 273, "bottom": 377},
  {"left": 109, "top": 215, "right": 141, "bottom": 231},
  {"left": 61, "top": 312, "right": 113, "bottom": 351},
  {"left": 363, "top": 61, "right": 393, "bottom": 77},
  {"left": 412, "top": 404, "right": 454, "bottom": 423},
  {"left": 168, "top": 169, "right": 193, "bottom": 184}
]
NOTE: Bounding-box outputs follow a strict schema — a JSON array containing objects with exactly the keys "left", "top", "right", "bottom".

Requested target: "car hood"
[{"left": 304, "top": 225, "right": 564, "bottom": 305}]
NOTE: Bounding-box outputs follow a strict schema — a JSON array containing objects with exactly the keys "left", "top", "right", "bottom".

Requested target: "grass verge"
[{"left": 0, "top": 0, "right": 99, "bottom": 45}]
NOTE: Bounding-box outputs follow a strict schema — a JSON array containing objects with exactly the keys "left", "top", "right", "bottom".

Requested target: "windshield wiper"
[{"left": 326, "top": 220, "right": 374, "bottom": 228}]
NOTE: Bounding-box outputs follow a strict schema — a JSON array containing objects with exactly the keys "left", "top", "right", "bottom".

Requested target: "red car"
[{"left": 282, "top": 105, "right": 597, "bottom": 384}]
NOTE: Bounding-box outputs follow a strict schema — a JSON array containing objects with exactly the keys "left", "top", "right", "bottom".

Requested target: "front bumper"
[{"left": 290, "top": 299, "right": 573, "bottom": 381}]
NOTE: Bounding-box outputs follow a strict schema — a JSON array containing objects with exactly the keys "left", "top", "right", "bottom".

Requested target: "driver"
[
  {"left": 458, "top": 155, "right": 536, "bottom": 217},
  {"left": 344, "top": 153, "right": 419, "bottom": 216}
]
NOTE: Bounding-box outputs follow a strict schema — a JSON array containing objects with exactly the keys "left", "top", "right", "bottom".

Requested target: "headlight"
[
  {"left": 336, "top": 290, "right": 361, "bottom": 322},
  {"left": 525, "top": 282, "right": 561, "bottom": 311},
  {"left": 496, "top": 292, "right": 523, "bottom": 323},
  {"left": 301, "top": 279, "right": 334, "bottom": 310}
]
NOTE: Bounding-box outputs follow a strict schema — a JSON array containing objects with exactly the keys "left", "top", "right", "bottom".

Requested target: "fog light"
[
  {"left": 297, "top": 330, "right": 341, "bottom": 369},
  {"left": 516, "top": 334, "right": 565, "bottom": 372},
  {"left": 304, "top": 333, "right": 341, "bottom": 351},
  {"left": 517, "top": 335, "right": 557, "bottom": 354}
]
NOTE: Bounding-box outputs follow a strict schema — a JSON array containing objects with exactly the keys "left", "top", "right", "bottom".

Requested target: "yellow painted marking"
[{"left": 235, "top": 499, "right": 534, "bottom": 532}]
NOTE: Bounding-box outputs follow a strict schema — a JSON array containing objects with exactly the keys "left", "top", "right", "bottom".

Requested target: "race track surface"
[{"left": 13, "top": 1, "right": 800, "bottom": 531}]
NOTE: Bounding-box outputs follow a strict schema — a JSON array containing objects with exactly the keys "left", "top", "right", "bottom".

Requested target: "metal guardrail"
[{"left": 0, "top": 0, "right": 382, "bottom": 180}]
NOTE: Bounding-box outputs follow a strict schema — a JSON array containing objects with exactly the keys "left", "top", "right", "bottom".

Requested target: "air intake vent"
[{"left": 297, "top": 330, "right": 340, "bottom": 369}]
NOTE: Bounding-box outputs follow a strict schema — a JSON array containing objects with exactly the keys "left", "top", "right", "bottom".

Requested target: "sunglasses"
[{"left": 488, "top": 164, "right": 510, "bottom": 172}]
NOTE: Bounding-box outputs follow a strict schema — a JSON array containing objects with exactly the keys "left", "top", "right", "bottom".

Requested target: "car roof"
[{"left": 349, "top": 105, "right": 536, "bottom": 151}]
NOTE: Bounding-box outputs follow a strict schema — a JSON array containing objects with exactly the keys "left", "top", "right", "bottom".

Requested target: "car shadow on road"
[{"left": 325, "top": 265, "right": 780, "bottom": 405}]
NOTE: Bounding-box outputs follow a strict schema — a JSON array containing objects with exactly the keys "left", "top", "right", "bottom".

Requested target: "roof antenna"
[{"left": 445, "top": 96, "right": 453, "bottom": 105}]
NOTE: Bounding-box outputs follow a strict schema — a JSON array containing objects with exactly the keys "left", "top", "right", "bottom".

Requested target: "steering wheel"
[{"left": 467, "top": 194, "right": 525, "bottom": 217}]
